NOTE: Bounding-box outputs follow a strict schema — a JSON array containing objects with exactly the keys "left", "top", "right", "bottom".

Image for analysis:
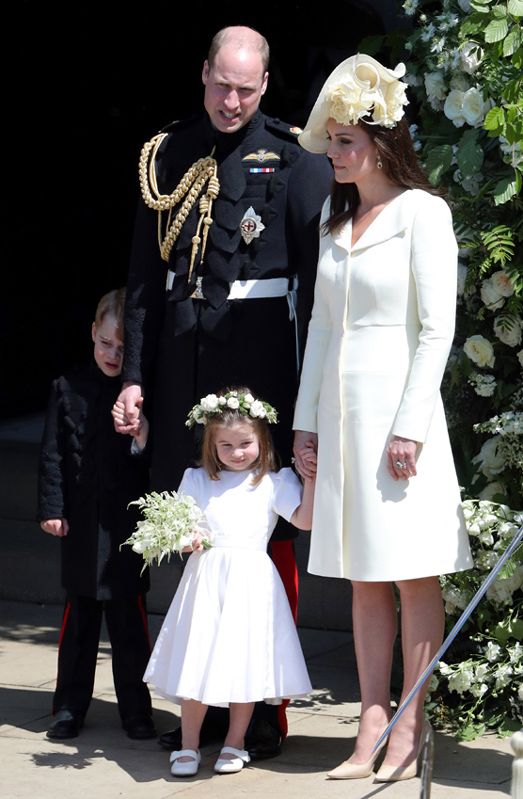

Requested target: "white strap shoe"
[
  {"left": 214, "top": 746, "right": 251, "bottom": 774},
  {"left": 170, "top": 748, "right": 200, "bottom": 777}
]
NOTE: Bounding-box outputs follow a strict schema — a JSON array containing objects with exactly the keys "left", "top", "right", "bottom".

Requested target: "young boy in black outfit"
[{"left": 38, "top": 287, "right": 155, "bottom": 740}]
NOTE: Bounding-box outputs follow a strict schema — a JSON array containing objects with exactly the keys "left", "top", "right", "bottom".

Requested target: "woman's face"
[{"left": 326, "top": 119, "right": 379, "bottom": 185}]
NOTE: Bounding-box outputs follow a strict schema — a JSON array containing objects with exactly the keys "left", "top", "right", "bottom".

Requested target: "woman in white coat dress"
[{"left": 292, "top": 55, "right": 472, "bottom": 782}]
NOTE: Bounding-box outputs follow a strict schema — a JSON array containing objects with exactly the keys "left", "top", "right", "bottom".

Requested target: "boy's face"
[{"left": 91, "top": 313, "right": 124, "bottom": 377}]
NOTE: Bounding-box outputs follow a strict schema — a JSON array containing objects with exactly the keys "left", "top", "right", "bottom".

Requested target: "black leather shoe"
[
  {"left": 123, "top": 716, "right": 157, "bottom": 740},
  {"left": 158, "top": 723, "right": 222, "bottom": 750},
  {"left": 245, "top": 719, "right": 282, "bottom": 760},
  {"left": 46, "top": 709, "right": 83, "bottom": 740}
]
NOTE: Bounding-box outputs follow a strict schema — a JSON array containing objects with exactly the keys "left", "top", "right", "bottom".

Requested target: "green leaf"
[
  {"left": 485, "top": 17, "right": 509, "bottom": 41},
  {"left": 493, "top": 174, "right": 520, "bottom": 204},
  {"left": 470, "top": 0, "right": 491, "bottom": 12},
  {"left": 457, "top": 130, "right": 485, "bottom": 178},
  {"left": 503, "top": 27, "right": 522, "bottom": 55},
  {"left": 484, "top": 106, "right": 505, "bottom": 135},
  {"left": 507, "top": 0, "right": 523, "bottom": 16},
  {"left": 425, "top": 144, "right": 454, "bottom": 185}
]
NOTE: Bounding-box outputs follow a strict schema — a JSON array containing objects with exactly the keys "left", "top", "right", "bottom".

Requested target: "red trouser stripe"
[
  {"left": 137, "top": 594, "right": 152, "bottom": 651},
  {"left": 57, "top": 600, "right": 72, "bottom": 651},
  {"left": 269, "top": 540, "right": 299, "bottom": 740}
]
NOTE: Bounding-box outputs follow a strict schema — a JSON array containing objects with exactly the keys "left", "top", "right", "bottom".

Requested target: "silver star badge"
[{"left": 240, "top": 206, "right": 265, "bottom": 245}]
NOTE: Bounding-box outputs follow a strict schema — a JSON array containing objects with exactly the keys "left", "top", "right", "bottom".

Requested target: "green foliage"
[{"left": 398, "top": 0, "right": 523, "bottom": 740}]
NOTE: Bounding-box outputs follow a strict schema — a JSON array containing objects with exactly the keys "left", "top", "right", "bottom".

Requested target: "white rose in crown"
[
  {"left": 463, "top": 335, "right": 495, "bottom": 368},
  {"left": 249, "top": 400, "right": 266, "bottom": 418},
  {"left": 480, "top": 278, "right": 505, "bottom": 311},
  {"left": 201, "top": 394, "right": 220, "bottom": 411},
  {"left": 493, "top": 316, "right": 522, "bottom": 348},
  {"left": 227, "top": 397, "right": 240, "bottom": 409},
  {"left": 460, "top": 42, "right": 484, "bottom": 74},
  {"left": 244, "top": 393, "right": 254, "bottom": 404}
]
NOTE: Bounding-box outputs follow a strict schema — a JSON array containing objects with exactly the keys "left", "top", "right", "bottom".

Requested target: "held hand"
[
  {"left": 40, "top": 518, "right": 69, "bottom": 537},
  {"left": 386, "top": 435, "right": 419, "bottom": 480},
  {"left": 293, "top": 430, "right": 318, "bottom": 479},
  {"left": 114, "top": 384, "right": 143, "bottom": 435}
]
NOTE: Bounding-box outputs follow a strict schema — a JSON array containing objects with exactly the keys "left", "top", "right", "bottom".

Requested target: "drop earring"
[{"left": 377, "top": 155, "right": 383, "bottom": 170}]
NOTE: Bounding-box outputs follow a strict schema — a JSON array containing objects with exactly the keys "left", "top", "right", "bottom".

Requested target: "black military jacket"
[
  {"left": 123, "top": 110, "right": 333, "bottom": 499},
  {"left": 38, "top": 364, "right": 150, "bottom": 598}
]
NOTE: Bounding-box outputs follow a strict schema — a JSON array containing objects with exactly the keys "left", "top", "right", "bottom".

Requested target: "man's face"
[{"left": 202, "top": 45, "right": 268, "bottom": 133}]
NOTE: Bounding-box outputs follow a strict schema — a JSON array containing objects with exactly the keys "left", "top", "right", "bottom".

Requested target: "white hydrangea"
[
  {"left": 485, "top": 641, "right": 501, "bottom": 662},
  {"left": 468, "top": 372, "right": 496, "bottom": 397}
]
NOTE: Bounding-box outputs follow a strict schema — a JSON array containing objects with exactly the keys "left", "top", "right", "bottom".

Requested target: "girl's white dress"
[{"left": 143, "top": 466, "right": 312, "bottom": 707}]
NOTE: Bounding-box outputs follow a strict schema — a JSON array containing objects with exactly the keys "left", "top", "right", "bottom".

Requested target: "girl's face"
[
  {"left": 91, "top": 313, "right": 124, "bottom": 377},
  {"left": 214, "top": 421, "right": 260, "bottom": 471},
  {"left": 326, "top": 119, "right": 379, "bottom": 185}
]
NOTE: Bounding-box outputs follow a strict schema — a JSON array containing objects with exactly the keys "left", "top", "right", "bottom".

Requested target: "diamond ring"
[{"left": 395, "top": 460, "right": 407, "bottom": 469}]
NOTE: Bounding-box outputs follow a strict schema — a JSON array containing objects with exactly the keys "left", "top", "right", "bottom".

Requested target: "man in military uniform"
[{"left": 116, "top": 25, "right": 332, "bottom": 758}]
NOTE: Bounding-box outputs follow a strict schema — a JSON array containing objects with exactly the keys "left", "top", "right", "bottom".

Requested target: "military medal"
[{"left": 240, "top": 206, "right": 265, "bottom": 245}]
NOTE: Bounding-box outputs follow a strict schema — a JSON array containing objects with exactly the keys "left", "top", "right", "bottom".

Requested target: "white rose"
[
  {"left": 490, "top": 270, "right": 514, "bottom": 298},
  {"left": 424, "top": 71, "right": 446, "bottom": 102},
  {"left": 460, "top": 42, "right": 483, "bottom": 74},
  {"left": 227, "top": 397, "right": 240, "bottom": 409},
  {"left": 462, "top": 87, "right": 487, "bottom": 126},
  {"left": 444, "top": 90, "right": 466, "bottom": 127},
  {"left": 201, "top": 394, "right": 219, "bottom": 411},
  {"left": 450, "top": 73, "right": 470, "bottom": 92},
  {"left": 472, "top": 436, "right": 505, "bottom": 479},
  {"left": 244, "top": 394, "right": 254, "bottom": 403},
  {"left": 517, "top": 349, "right": 523, "bottom": 367},
  {"left": 463, "top": 335, "right": 495, "bottom": 368},
  {"left": 218, "top": 396, "right": 227, "bottom": 406},
  {"left": 493, "top": 315, "right": 522, "bottom": 348},
  {"left": 249, "top": 400, "right": 265, "bottom": 418},
  {"left": 478, "top": 481, "right": 505, "bottom": 501},
  {"left": 480, "top": 278, "right": 505, "bottom": 310}
]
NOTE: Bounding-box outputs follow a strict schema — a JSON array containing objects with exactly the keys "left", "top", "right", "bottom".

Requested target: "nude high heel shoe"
[
  {"left": 374, "top": 721, "right": 432, "bottom": 782},
  {"left": 326, "top": 736, "right": 388, "bottom": 780}
]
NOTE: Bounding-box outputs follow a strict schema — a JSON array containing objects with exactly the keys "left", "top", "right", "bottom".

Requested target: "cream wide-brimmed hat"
[{"left": 299, "top": 53, "right": 409, "bottom": 154}]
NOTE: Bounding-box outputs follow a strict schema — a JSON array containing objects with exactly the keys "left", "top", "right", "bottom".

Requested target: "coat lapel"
[{"left": 333, "top": 190, "right": 412, "bottom": 254}]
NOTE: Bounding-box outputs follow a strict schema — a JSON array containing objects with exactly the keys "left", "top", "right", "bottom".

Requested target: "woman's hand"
[
  {"left": 293, "top": 430, "right": 318, "bottom": 479},
  {"left": 386, "top": 435, "right": 419, "bottom": 480}
]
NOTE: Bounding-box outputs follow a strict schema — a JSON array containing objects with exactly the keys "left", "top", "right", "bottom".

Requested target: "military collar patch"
[{"left": 242, "top": 148, "right": 280, "bottom": 163}]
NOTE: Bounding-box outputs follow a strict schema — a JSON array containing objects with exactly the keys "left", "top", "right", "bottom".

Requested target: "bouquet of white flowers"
[{"left": 122, "top": 491, "right": 212, "bottom": 572}]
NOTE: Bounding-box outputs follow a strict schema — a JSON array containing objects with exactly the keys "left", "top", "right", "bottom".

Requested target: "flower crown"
[{"left": 186, "top": 390, "right": 278, "bottom": 429}]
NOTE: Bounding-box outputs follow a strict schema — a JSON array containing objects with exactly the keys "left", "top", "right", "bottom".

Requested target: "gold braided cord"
[{"left": 138, "top": 133, "right": 219, "bottom": 266}]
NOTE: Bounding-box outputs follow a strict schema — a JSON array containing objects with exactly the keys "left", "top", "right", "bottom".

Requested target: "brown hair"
[
  {"left": 208, "top": 26, "right": 269, "bottom": 73},
  {"left": 324, "top": 117, "right": 443, "bottom": 235},
  {"left": 199, "top": 387, "right": 279, "bottom": 485},
  {"left": 94, "top": 287, "right": 126, "bottom": 340}
]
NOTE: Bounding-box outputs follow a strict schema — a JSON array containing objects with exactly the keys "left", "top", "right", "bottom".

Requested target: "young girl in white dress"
[{"left": 143, "top": 388, "right": 316, "bottom": 778}]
